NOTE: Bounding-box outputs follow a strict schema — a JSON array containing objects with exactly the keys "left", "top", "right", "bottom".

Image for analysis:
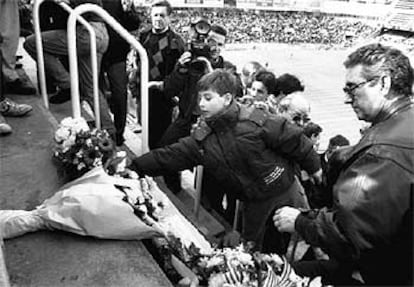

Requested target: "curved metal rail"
[
  {"left": 67, "top": 4, "right": 149, "bottom": 153},
  {"left": 33, "top": 0, "right": 96, "bottom": 111}
]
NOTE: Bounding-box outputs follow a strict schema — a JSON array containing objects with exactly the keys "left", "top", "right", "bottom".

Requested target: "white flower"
[
  {"left": 54, "top": 126, "right": 71, "bottom": 143},
  {"left": 205, "top": 255, "right": 225, "bottom": 268},
  {"left": 59, "top": 117, "right": 89, "bottom": 133},
  {"left": 61, "top": 134, "right": 76, "bottom": 152},
  {"left": 269, "top": 254, "right": 283, "bottom": 266}
]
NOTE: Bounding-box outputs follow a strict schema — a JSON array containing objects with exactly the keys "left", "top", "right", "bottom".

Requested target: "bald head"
[{"left": 278, "top": 92, "right": 311, "bottom": 127}]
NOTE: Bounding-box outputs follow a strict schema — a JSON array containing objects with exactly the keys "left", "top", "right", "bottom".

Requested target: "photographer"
[{"left": 157, "top": 19, "right": 242, "bottom": 196}]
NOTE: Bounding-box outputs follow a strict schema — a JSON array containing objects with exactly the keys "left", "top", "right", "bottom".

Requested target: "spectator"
[
  {"left": 274, "top": 73, "right": 304, "bottom": 98},
  {"left": 239, "top": 70, "right": 278, "bottom": 114},
  {"left": 139, "top": 0, "right": 185, "bottom": 150},
  {"left": 273, "top": 43, "right": 414, "bottom": 285},
  {"left": 24, "top": 0, "right": 115, "bottom": 136},
  {"left": 100, "top": 0, "right": 142, "bottom": 146},
  {"left": 277, "top": 91, "right": 311, "bottom": 127},
  {"left": 303, "top": 121, "right": 322, "bottom": 151},
  {"left": 130, "top": 69, "right": 322, "bottom": 254},
  {"left": 157, "top": 19, "right": 239, "bottom": 194},
  {"left": 0, "top": 0, "right": 33, "bottom": 136},
  {"left": 241, "top": 61, "right": 264, "bottom": 94}
]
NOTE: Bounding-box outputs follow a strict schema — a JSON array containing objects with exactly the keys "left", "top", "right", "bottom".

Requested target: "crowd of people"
[
  {"left": 1, "top": 0, "right": 413, "bottom": 286},
  {"left": 170, "top": 8, "right": 379, "bottom": 46}
]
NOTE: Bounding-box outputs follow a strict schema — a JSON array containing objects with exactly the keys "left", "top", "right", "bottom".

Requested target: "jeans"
[
  {"left": 24, "top": 22, "right": 115, "bottom": 134},
  {"left": 0, "top": 0, "right": 20, "bottom": 82}
]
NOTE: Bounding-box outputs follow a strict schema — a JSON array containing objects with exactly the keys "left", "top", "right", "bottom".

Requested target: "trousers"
[{"left": 24, "top": 23, "right": 115, "bottom": 134}]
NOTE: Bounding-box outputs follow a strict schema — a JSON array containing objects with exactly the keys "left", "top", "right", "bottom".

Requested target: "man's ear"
[{"left": 381, "top": 74, "right": 392, "bottom": 97}]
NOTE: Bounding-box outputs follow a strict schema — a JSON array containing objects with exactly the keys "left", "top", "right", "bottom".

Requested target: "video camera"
[{"left": 188, "top": 17, "right": 211, "bottom": 59}]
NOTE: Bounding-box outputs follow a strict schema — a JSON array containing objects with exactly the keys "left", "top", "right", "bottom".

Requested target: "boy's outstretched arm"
[{"left": 129, "top": 136, "right": 203, "bottom": 177}]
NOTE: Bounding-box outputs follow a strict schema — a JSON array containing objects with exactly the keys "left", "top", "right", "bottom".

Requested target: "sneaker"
[
  {"left": 0, "top": 114, "right": 12, "bottom": 136},
  {"left": 5, "top": 78, "right": 36, "bottom": 95},
  {"left": 49, "top": 88, "right": 71, "bottom": 104},
  {"left": 0, "top": 98, "right": 33, "bottom": 117}
]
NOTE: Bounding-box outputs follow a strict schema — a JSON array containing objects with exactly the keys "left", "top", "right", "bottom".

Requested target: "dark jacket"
[
  {"left": 132, "top": 101, "right": 320, "bottom": 201},
  {"left": 295, "top": 97, "right": 414, "bottom": 285},
  {"left": 101, "top": 0, "right": 141, "bottom": 64}
]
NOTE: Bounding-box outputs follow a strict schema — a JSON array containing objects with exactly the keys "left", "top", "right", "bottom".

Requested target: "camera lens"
[{"left": 194, "top": 20, "right": 210, "bottom": 35}]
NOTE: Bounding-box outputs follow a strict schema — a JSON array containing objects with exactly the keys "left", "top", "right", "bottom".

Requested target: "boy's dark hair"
[
  {"left": 211, "top": 24, "right": 227, "bottom": 37},
  {"left": 275, "top": 73, "right": 304, "bottom": 96},
  {"left": 151, "top": 0, "right": 173, "bottom": 15},
  {"left": 329, "top": 134, "right": 350, "bottom": 147},
  {"left": 197, "top": 69, "right": 237, "bottom": 97},
  {"left": 253, "top": 70, "right": 277, "bottom": 95},
  {"left": 303, "top": 122, "right": 323, "bottom": 138}
]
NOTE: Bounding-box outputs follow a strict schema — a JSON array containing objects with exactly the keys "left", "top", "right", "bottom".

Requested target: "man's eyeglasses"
[
  {"left": 343, "top": 77, "right": 379, "bottom": 96},
  {"left": 292, "top": 113, "right": 310, "bottom": 126}
]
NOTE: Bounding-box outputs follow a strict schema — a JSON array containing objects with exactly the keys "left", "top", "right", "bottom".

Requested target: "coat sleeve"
[
  {"left": 262, "top": 116, "right": 321, "bottom": 174},
  {"left": 130, "top": 136, "right": 202, "bottom": 176},
  {"left": 295, "top": 153, "right": 412, "bottom": 261},
  {"left": 163, "top": 65, "right": 188, "bottom": 100}
]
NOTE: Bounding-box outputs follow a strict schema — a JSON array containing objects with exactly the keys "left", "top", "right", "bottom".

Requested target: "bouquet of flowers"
[
  {"left": 160, "top": 236, "right": 316, "bottom": 287},
  {"left": 53, "top": 117, "right": 114, "bottom": 176}
]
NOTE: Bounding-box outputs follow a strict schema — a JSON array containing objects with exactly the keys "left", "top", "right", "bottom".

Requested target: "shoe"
[
  {"left": 0, "top": 98, "right": 33, "bottom": 117},
  {"left": 5, "top": 78, "right": 36, "bottom": 95},
  {"left": 49, "top": 88, "right": 71, "bottom": 104},
  {"left": 0, "top": 115, "right": 12, "bottom": 136}
]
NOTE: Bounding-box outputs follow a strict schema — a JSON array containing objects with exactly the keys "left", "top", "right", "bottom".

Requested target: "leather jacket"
[{"left": 295, "top": 97, "right": 414, "bottom": 285}]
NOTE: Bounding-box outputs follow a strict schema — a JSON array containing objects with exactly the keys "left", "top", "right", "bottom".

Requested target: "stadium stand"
[{"left": 384, "top": 0, "right": 414, "bottom": 33}]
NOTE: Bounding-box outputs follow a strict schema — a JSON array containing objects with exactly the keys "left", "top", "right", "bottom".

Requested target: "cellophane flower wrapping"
[{"left": 0, "top": 167, "right": 167, "bottom": 240}]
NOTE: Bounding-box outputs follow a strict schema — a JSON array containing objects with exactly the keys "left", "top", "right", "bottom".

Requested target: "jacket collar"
[
  {"left": 372, "top": 96, "right": 414, "bottom": 125},
  {"left": 206, "top": 101, "right": 239, "bottom": 132}
]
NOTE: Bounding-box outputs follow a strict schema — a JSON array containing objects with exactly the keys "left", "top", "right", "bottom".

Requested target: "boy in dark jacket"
[{"left": 131, "top": 69, "right": 322, "bottom": 253}]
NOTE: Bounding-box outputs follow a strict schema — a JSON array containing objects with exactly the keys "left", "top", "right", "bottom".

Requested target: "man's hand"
[
  {"left": 310, "top": 168, "right": 323, "bottom": 185},
  {"left": 177, "top": 51, "right": 192, "bottom": 67},
  {"left": 148, "top": 81, "right": 164, "bottom": 91},
  {"left": 273, "top": 206, "right": 301, "bottom": 233}
]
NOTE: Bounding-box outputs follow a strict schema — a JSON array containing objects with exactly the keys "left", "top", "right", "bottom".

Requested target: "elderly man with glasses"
[{"left": 273, "top": 43, "right": 413, "bottom": 286}]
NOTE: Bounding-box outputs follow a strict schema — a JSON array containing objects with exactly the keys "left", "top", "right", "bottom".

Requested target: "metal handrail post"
[
  {"left": 67, "top": 4, "right": 149, "bottom": 153},
  {"left": 33, "top": 0, "right": 97, "bottom": 116},
  {"left": 192, "top": 56, "right": 213, "bottom": 219},
  {"left": 66, "top": 5, "right": 100, "bottom": 128}
]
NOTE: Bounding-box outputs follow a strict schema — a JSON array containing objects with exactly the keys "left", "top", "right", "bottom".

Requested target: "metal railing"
[
  {"left": 33, "top": 0, "right": 97, "bottom": 112},
  {"left": 67, "top": 3, "right": 149, "bottom": 153},
  {"left": 33, "top": 1, "right": 150, "bottom": 153}
]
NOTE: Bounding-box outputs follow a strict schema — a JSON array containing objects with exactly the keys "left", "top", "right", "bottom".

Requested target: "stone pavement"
[{"left": 0, "top": 41, "right": 172, "bottom": 287}]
